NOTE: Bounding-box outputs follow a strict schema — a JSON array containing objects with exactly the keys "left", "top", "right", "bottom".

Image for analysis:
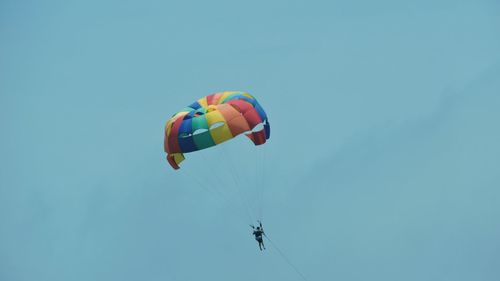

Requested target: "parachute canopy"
[{"left": 164, "top": 91, "right": 270, "bottom": 169}]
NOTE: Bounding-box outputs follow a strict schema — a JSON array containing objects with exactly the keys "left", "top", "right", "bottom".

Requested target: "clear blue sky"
[{"left": 1, "top": 0, "right": 500, "bottom": 280}]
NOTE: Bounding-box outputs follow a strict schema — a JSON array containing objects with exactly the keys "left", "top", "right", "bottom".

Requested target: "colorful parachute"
[{"left": 164, "top": 91, "right": 270, "bottom": 169}]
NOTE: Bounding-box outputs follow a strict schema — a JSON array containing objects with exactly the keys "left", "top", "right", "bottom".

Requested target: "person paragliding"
[
  {"left": 251, "top": 220, "right": 266, "bottom": 251},
  {"left": 164, "top": 91, "right": 271, "bottom": 251}
]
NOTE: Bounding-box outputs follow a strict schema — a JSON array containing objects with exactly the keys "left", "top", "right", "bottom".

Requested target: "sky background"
[{"left": 1, "top": 0, "right": 500, "bottom": 280}]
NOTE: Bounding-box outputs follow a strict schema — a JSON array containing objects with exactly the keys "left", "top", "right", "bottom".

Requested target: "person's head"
[{"left": 257, "top": 227, "right": 261, "bottom": 230}]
